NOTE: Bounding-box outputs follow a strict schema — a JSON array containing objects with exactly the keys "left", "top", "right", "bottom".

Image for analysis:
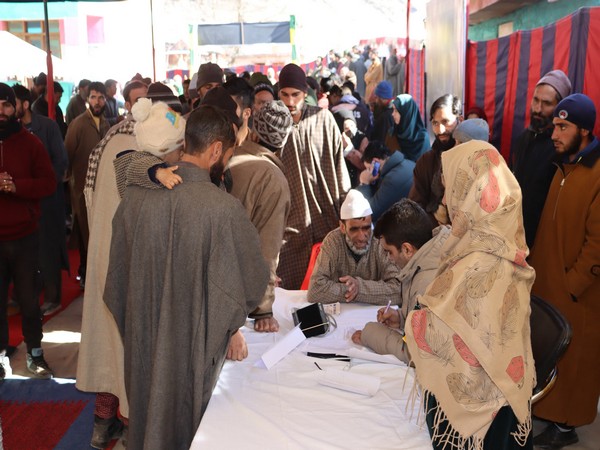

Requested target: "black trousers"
[
  {"left": 0, "top": 232, "right": 43, "bottom": 352},
  {"left": 426, "top": 392, "right": 533, "bottom": 450}
]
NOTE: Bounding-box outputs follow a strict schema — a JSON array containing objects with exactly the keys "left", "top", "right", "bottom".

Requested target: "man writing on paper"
[
  {"left": 307, "top": 189, "right": 401, "bottom": 305},
  {"left": 351, "top": 199, "right": 450, "bottom": 363}
]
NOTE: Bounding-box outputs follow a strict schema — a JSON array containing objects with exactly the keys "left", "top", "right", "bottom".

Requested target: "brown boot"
[{"left": 90, "top": 415, "right": 124, "bottom": 449}]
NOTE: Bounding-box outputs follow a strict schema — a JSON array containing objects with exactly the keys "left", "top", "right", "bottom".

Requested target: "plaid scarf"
[{"left": 84, "top": 119, "right": 136, "bottom": 210}]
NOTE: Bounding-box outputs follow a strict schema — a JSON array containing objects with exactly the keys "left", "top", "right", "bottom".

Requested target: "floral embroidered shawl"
[{"left": 405, "top": 140, "right": 535, "bottom": 447}]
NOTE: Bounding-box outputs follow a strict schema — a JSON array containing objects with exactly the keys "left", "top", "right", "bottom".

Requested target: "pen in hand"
[{"left": 384, "top": 300, "right": 392, "bottom": 314}]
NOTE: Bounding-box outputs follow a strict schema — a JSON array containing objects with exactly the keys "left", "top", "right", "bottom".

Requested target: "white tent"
[{"left": 0, "top": 30, "right": 65, "bottom": 80}]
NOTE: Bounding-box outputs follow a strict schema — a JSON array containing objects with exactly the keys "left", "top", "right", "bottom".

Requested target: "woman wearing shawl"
[
  {"left": 405, "top": 140, "right": 535, "bottom": 449},
  {"left": 391, "top": 94, "right": 430, "bottom": 162}
]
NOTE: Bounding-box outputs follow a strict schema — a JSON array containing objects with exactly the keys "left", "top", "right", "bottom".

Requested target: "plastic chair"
[
  {"left": 300, "top": 243, "right": 322, "bottom": 290},
  {"left": 530, "top": 295, "right": 572, "bottom": 404}
]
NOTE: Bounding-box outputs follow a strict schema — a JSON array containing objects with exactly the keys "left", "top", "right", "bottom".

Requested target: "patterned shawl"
[{"left": 405, "top": 140, "right": 535, "bottom": 447}]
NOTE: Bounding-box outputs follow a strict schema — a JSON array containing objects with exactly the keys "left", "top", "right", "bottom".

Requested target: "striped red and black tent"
[{"left": 466, "top": 6, "right": 600, "bottom": 162}]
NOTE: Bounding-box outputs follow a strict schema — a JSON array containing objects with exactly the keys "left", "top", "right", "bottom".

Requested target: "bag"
[{"left": 292, "top": 303, "right": 331, "bottom": 338}]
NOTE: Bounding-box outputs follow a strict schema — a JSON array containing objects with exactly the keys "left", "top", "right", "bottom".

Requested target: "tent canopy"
[{"left": 0, "top": 30, "right": 64, "bottom": 79}]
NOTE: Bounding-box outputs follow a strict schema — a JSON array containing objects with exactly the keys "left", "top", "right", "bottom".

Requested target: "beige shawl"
[{"left": 405, "top": 140, "right": 535, "bottom": 447}]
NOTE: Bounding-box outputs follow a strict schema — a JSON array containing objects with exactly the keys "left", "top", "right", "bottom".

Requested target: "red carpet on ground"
[
  {"left": 0, "top": 399, "right": 88, "bottom": 449},
  {"left": 7, "top": 250, "right": 82, "bottom": 348}
]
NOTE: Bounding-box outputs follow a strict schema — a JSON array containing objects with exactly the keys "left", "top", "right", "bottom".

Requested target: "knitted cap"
[
  {"left": 537, "top": 70, "right": 571, "bottom": 101},
  {"left": 340, "top": 189, "right": 373, "bottom": 220},
  {"left": 254, "top": 83, "right": 275, "bottom": 97},
  {"left": 279, "top": 64, "right": 308, "bottom": 92},
  {"left": 132, "top": 97, "right": 186, "bottom": 157},
  {"left": 201, "top": 86, "right": 242, "bottom": 128},
  {"left": 553, "top": 93, "right": 596, "bottom": 131},
  {"left": 197, "top": 62, "right": 223, "bottom": 88},
  {"left": 0, "top": 83, "right": 16, "bottom": 107},
  {"left": 453, "top": 118, "right": 489, "bottom": 143},
  {"left": 252, "top": 100, "right": 293, "bottom": 150},
  {"left": 374, "top": 80, "right": 393, "bottom": 100}
]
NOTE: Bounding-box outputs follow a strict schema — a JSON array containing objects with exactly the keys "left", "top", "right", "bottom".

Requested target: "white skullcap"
[{"left": 340, "top": 189, "right": 373, "bottom": 220}]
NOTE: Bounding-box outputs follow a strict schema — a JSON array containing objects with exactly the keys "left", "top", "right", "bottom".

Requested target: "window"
[{"left": 6, "top": 20, "right": 61, "bottom": 58}]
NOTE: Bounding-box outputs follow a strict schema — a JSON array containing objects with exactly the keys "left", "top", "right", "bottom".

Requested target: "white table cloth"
[{"left": 191, "top": 288, "right": 432, "bottom": 449}]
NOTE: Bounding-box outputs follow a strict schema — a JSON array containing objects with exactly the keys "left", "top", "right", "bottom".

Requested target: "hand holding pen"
[{"left": 376, "top": 300, "right": 401, "bottom": 329}]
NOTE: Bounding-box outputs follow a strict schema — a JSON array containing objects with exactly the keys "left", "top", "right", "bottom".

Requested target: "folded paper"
[{"left": 260, "top": 324, "right": 306, "bottom": 370}]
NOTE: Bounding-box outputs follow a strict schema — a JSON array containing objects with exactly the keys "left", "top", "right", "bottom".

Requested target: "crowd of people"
[{"left": 0, "top": 42, "right": 599, "bottom": 450}]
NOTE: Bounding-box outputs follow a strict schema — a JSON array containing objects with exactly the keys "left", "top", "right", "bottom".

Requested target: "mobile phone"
[{"left": 371, "top": 161, "right": 381, "bottom": 177}]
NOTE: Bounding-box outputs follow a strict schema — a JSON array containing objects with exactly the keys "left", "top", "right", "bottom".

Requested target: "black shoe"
[
  {"left": 26, "top": 353, "right": 53, "bottom": 379},
  {"left": 90, "top": 415, "right": 124, "bottom": 449},
  {"left": 533, "top": 424, "right": 579, "bottom": 449}
]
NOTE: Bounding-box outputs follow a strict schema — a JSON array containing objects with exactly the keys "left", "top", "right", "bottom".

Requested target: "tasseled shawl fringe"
[{"left": 404, "top": 362, "right": 532, "bottom": 450}]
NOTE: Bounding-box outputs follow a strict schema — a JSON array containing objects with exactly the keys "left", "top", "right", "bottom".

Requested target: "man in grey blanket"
[{"left": 103, "top": 105, "right": 269, "bottom": 450}]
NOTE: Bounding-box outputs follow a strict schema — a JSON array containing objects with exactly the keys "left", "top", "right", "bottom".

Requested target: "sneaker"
[
  {"left": 26, "top": 353, "right": 53, "bottom": 379},
  {"left": 40, "top": 302, "right": 62, "bottom": 316},
  {"left": 0, "top": 351, "right": 12, "bottom": 381},
  {"left": 90, "top": 415, "right": 124, "bottom": 449}
]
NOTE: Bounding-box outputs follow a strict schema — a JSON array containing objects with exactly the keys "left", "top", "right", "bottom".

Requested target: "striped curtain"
[{"left": 466, "top": 6, "right": 600, "bottom": 161}]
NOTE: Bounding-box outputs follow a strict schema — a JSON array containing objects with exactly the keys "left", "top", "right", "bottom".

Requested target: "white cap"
[
  {"left": 340, "top": 190, "right": 373, "bottom": 220},
  {"left": 132, "top": 97, "right": 185, "bottom": 157}
]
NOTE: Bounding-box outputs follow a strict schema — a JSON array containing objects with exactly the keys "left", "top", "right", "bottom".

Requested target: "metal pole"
[
  {"left": 405, "top": 0, "right": 410, "bottom": 95},
  {"left": 43, "top": 0, "right": 55, "bottom": 120},
  {"left": 150, "top": 0, "right": 156, "bottom": 81}
]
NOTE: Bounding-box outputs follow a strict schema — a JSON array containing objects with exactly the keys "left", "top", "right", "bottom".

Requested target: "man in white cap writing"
[{"left": 307, "top": 189, "right": 401, "bottom": 305}]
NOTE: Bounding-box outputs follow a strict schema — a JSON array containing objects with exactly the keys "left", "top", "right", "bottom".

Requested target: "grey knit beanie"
[{"left": 536, "top": 70, "right": 571, "bottom": 101}]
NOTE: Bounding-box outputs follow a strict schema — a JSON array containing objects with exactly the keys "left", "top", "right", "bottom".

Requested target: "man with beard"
[
  {"left": 530, "top": 93, "right": 600, "bottom": 449},
  {"left": 277, "top": 63, "right": 350, "bottom": 290},
  {"left": 511, "top": 70, "right": 571, "bottom": 249},
  {"left": 307, "top": 189, "right": 401, "bottom": 305},
  {"left": 223, "top": 79, "right": 292, "bottom": 334},
  {"left": 0, "top": 83, "right": 56, "bottom": 380},
  {"left": 408, "top": 94, "right": 462, "bottom": 228},
  {"left": 65, "top": 81, "right": 109, "bottom": 289},
  {"left": 370, "top": 80, "right": 395, "bottom": 146},
  {"left": 66, "top": 79, "right": 91, "bottom": 125},
  {"left": 104, "top": 105, "right": 268, "bottom": 450},
  {"left": 13, "top": 85, "right": 69, "bottom": 317}
]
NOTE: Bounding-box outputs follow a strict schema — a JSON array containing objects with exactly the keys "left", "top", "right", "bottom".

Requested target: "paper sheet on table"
[
  {"left": 318, "top": 368, "right": 380, "bottom": 396},
  {"left": 260, "top": 324, "right": 306, "bottom": 370},
  {"left": 347, "top": 348, "right": 404, "bottom": 365}
]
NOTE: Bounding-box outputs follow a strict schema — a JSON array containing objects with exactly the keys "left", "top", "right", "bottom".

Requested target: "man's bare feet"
[{"left": 254, "top": 317, "right": 279, "bottom": 332}]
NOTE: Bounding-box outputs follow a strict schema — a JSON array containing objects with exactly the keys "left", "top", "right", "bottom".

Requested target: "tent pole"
[
  {"left": 43, "top": 0, "right": 55, "bottom": 120},
  {"left": 150, "top": 0, "right": 156, "bottom": 81},
  {"left": 405, "top": 0, "right": 410, "bottom": 95}
]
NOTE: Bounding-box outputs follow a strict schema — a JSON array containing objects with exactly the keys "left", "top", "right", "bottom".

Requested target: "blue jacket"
[{"left": 356, "top": 151, "right": 415, "bottom": 222}]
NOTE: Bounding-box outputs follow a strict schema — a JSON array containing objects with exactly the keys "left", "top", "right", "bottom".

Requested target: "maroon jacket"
[{"left": 0, "top": 127, "right": 56, "bottom": 241}]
